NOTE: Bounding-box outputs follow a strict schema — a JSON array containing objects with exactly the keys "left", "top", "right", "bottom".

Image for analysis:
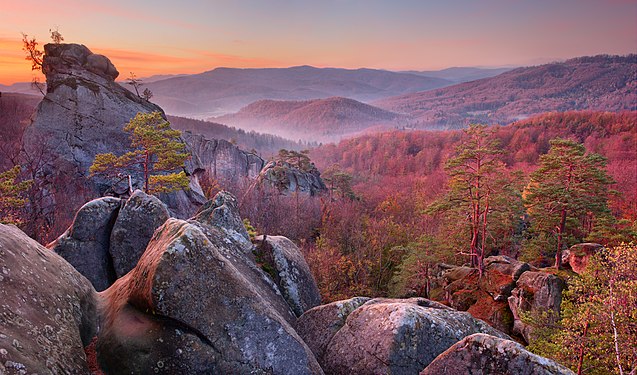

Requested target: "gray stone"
[
  {"left": 322, "top": 298, "right": 509, "bottom": 375},
  {"left": 562, "top": 243, "right": 604, "bottom": 274},
  {"left": 508, "top": 271, "right": 566, "bottom": 344},
  {"left": 296, "top": 297, "right": 371, "bottom": 362},
  {"left": 258, "top": 159, "right": 326, "bottom": 196},
  {"left": 109, "top": 190, "right": 169, "bottom": 277},
  {"left": 0, "top": 224, "right": 98, "bottom": 374},
  {"left": 255, "top": 235, "right": 321, "bottom": 316},
  {"left": 420, "top": 333, "right": 575, "bottom": 375},
  {"left": 193, "top": 190, "right": 251, "bottom": 248},
  {"left": 98, "top": 219, "right": 322, "bottom": 374},
  {"left": 48, "top": 196, "right": 121, "bottom": 291}
]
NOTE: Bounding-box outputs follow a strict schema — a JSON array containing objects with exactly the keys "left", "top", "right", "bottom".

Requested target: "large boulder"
[
  {"left": 420, "top": 333, "right": 575, "bottom": 375},
  {"left": 508, "top": 271, "right": 566, "bottom": 344},
  {"left": 0, "top": 224, "right": 98, "bottom": 374},
  {"left": 322, "top": 298, "right": 509, "bottom": 375},
  {"left": 109, "top": 190, "right": 169, "bottom": 277},
  {"left": 48, "top": 196, "right": 121, "bottom": 291},
  {"left": 562, "top": 243, "right": 604, "bottom": 274},
  {"left": 97, "top": 219, "right": 322, "bottom": 374},
  {"left": 296, "top": 297, "right": 371, "bottom": 362},
  {"left": 254, "top": 235, "right": 321, "bottom": 316},
  {"left": 193, "top": 190, "right": 251, "bottom": 248}
]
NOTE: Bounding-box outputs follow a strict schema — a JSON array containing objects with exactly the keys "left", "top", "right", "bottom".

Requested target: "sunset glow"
[{"left": 0, "top": 0, "right": 635, "bottom": 84}]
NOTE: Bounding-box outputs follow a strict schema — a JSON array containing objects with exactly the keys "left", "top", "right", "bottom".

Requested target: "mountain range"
[
  {"left": 375, "top": 55, "right": 637, "bottom": 129},
  {"left": 140, "top": 65, "right": 451, "bottom": 118}
]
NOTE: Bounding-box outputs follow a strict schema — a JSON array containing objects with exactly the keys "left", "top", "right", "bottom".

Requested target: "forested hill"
[
  {"left": 311, "top": 111, "right": 637, "bottom": 218},
  {"left": 374, "top": 55, "right": 637, "bottom": 129}
]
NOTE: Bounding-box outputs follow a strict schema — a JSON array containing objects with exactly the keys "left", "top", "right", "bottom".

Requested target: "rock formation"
[
  {"left": 259, "top": 159, "right": 327, "bottom": 196},
  {"left": 1, "top": 192, "right": 573, "bottom": 374},
  {"left": 508, "top": 271, "right": 566, "bottom": 344},
  {"left": 254, "top": 235, "right": 322, "bottom": 316},
  {"left": 562, "top": 242, "right": 604, "bottom": 274},
  {"left": 421, "top": 333, "right": 575, "bottom": 375},
  {"left": 298, "top": 297, "right": 509, "bottom": 374},
  {"left": 22, "top": 43, "right": 204, "bottom": 233},
  {"left": 49, "top": 190, "right": 169, "bottom": 291},
  {"left": 0, "top": 224, "right": 98, "bottom": 374}
]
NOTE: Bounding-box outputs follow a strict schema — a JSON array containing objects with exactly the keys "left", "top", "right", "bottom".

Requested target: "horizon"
[{"left": 1, "top": 0, "right": 636, "bottom": 85}]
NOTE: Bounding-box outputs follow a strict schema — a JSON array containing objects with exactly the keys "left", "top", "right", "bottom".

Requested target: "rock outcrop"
[
  {"left": 0, "top": 224, "right": 98, "bottom": 374},
  {"left": 259, "top": 159, "right": 327, "bottom": 196},
  {"left": 562, "top": 243, "right": 604, "bottom": 274},
  {"left": 508, "top": 271, "right": 566, "bottom": 344},
  {"left": 254, "top": 235, "right": 322, "bottom": 316},
  {"left": 420, "top": 333, "right": 575, "bottom": 375},
  {"left": 49, "top": 190, "right": 169, "bottom": 291},
  {"left": 301, "top": 297, "right": 509, "bottom": 374},
  {"left": 183, "top": 132, "right": 264, "bottom": 185},
  {"left": 22, "top": 43, "right": 205, "bottom": 233}
]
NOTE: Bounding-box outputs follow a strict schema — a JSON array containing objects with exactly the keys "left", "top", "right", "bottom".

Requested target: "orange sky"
[{"left": 1, "top": 0, "right": 636, "bottom": 85}]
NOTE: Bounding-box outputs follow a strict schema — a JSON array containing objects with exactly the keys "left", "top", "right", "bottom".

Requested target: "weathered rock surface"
[
  {"left": 297, "top": 297, "right": 371, "bottom": 362},
  {"left": 420, "top": 333, "right": 575, "bottom": 375},
  {"left": 0, "top": 224, "right": 98, "bottom": 374},
  {"left": 48, "top": 196, "right": 121, "bottom": 291},
  {"left": 508, "top": 271, "right": 566, "bottom": 344},
  {"left": 193, "top": 190, "right": 251, "bottom": 247},
  {"left": 322, "top": 297, "right": 509, "bottom": 375},
  {"left": 562, "top": 243, "right": 604, "bottom": 274},
  {"left": 259, "top": 159, "right": 327, "bottom": 196},
  {"left": 22, "top": 43, "right": 205, "bottom": 234},
  {"left": 255, "top": 234, "right": 321, "bottom": 316},
  {"left": 109, "top": 190, "right": 169, "bottom": 277},
  {"left": 98, "top": 218, "right": 323, "bottom": 374},
  {"left": 183, "top": 132, "right": 264, "bottom": 185}
]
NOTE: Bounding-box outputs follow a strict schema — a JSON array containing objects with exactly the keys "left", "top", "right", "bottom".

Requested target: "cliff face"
[{"left": 21, "top": 43, "right": 205, "bottom": 229}]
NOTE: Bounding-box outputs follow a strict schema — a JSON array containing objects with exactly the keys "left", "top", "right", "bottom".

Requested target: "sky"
[{"left": 0, "top": 0, "right": 635, "bottom": 84}]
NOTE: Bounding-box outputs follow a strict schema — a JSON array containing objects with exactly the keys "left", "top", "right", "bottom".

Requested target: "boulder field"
[{"left": 0, "top": 191, "right": 573, "bottom": 374}]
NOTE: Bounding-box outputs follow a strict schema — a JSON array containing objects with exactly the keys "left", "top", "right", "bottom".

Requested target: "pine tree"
[
  {"left": 90, "top": 112, "right": 189, "bottom": 194},
  {"left": 524, "top": 138, "right": 614, "bottom": 268},
  {"left": 427, "top": 124, "right": 521, "bottom": 275},
  {"left": 0, "top": 166, "right": 32, "bottom": 225}
]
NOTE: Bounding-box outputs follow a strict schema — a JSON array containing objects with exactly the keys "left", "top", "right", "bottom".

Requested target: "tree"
[
  {"left": 21, "top": 33, "right": 45, "bottom": 95},
  {"left": 126, "top": 72, "right": 143, "bottom": 97},
  {"left": 90, "top": 111, "right": 190, "bottom": 194},
  {"left": 528, "top": 243, "right": 637, "bottom": 375},
  {"left": 142, "top": 88, "right": 153, "bottom": 101},
  {"left": 0, "top": 166, "right": 32, "bottom": 225},
  {"left": 524, "top": 138, "right": 614, "bottom": 268},
  {"left": 427, "top": 124, "right": 521, "bottom": 275},
  {"left": 49, "top": 27, "right": 64, "bottom": 44}
]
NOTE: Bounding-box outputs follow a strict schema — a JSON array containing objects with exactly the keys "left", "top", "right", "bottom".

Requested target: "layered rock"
[
  {"left": 183, "top": 132, "right": 264, "bottom": 185},
  {"left": 420, "top": 333, "right": 575, "bottom": 375},
  {"left": 303, "top": 297, "right": 509, "bottom": 374},
  {"left": 0, "top": 224, "right": 98, "bottom": 374},
  {"left": 255, "top": 235, "right": 322, "bottom": 316}
]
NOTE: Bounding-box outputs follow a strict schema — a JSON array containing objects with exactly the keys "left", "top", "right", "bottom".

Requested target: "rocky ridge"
[{"left": 1, "top": 190, "right": 573, "bottom": 374}]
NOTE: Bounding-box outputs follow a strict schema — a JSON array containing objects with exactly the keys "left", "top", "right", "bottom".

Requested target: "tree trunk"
[
  {"left": 555, "top": 208, "right": 567, "bottom": 269},
  {"left": 144, "top": 150, "right": 150, "bottom": 193},
  {"left": 576, "top": 319, "right": 589, "bottom": 375}
]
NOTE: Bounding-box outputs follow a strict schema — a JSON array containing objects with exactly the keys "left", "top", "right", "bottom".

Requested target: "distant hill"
[
  {"left": 403, "top": 67, "right": 514, "bottom": 83},
  {"left": 215, "top": 97, "right": 404, "bottom": 142},
  {"left": 167, "top": 115, "right": 309, "bottom": 157},
  {"left": 143, "top": 66, "right": 452, "bottom": 118},
  {"left": 376, "top": 55, "right": 637, "bottom": 129},
  {"left": 0, "top": 82, "right": 45, "bottom": 96}
]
